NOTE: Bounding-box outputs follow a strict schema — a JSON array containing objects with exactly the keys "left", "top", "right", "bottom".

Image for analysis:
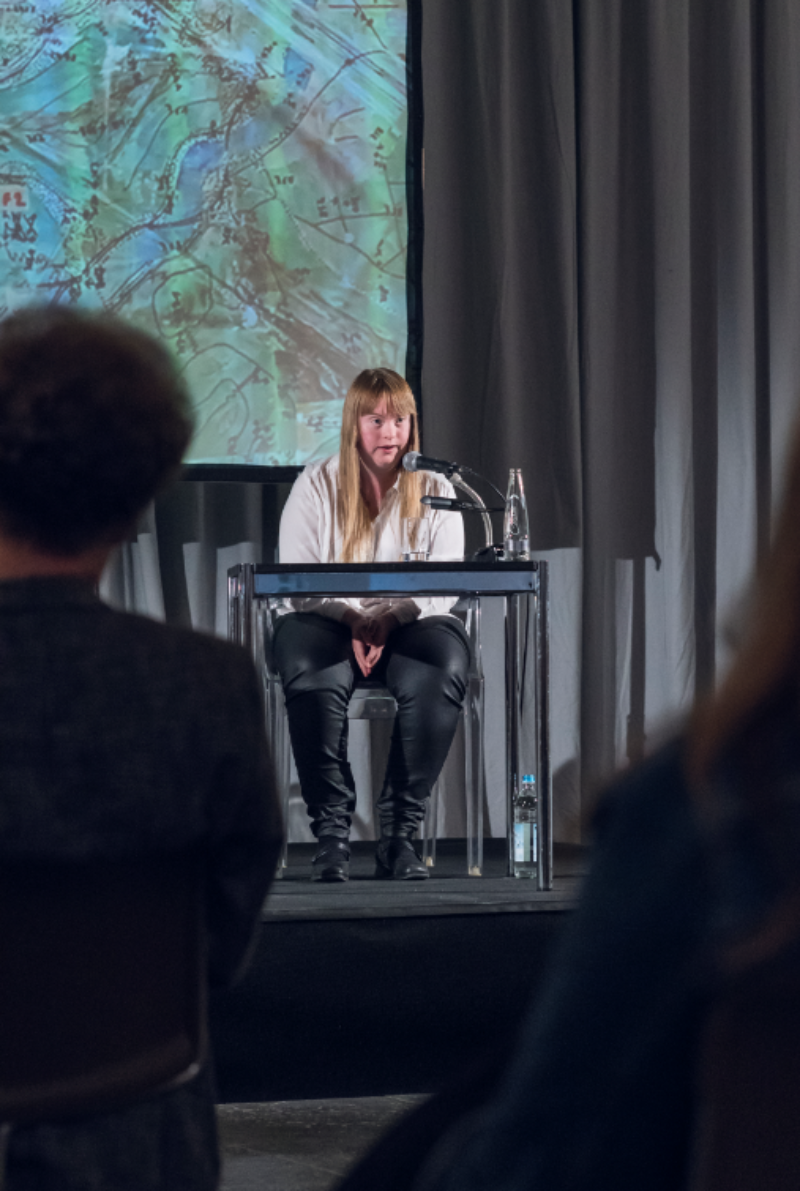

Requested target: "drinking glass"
[{"left": 401, "top": 517, "right": 431, "bottom": 561}]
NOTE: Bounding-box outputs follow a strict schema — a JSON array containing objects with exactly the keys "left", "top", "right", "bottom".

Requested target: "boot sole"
[
  {"left": 312, "top": 868, "right": 349, "bottom": 882},
  {"left": 374, "top": 860, "right": 429, "bottom": 881}
]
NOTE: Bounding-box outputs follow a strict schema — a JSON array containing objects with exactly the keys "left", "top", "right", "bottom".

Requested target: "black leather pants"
[{"left": 272, "top": 612, "right": 470, "bottom": 840}]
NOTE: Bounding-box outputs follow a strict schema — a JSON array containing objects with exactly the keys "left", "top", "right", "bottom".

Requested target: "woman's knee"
[
  {"left": 273, "top": 613, "right": 355, "bottom": 697},
  {"left": 386, "top": 618, "right": 470, "bottom": 701}
]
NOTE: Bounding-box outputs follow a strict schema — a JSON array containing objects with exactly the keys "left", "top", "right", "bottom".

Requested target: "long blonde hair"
[{"left": 338, "top": 368, "right": 421, "bottom": 562}]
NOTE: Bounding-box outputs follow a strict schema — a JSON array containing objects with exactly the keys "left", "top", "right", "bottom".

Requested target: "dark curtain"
[
  {"left": 421, "top": 0, "right": 800, "bottom": 826},
  {"left": 422, "top": 1, "right": 582, "bottom": 551}
]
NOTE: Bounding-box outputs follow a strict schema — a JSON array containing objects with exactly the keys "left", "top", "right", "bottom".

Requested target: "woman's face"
[{"left": 356, "top": 397, "right": 411, "bottom": 476}]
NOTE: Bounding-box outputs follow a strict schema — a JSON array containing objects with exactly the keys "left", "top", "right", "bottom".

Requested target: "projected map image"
[{"left": 0, "top": 0, "right": 408, "bottom": 466}]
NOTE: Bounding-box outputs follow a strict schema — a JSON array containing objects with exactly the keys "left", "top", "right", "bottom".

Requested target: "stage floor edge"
[{"left": 263, "top": 840, "right": 586, "bottom": 921}]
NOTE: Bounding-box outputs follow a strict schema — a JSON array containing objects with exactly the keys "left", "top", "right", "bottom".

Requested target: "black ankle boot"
[
  {"left": 375, "top": 837, "right": 429, "bottom": 881},
  {"left": 312, "top": 837, "right": 350, "bottom": 882}
]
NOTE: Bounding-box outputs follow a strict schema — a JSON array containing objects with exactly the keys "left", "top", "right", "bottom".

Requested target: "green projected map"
[{"left": 0, "top": 0, "right": 408, "bottom": 466}]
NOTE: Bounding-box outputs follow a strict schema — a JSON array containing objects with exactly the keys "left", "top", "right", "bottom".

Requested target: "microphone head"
[{"left": 402, "top": 451, "right": 421, "bottom": 473}]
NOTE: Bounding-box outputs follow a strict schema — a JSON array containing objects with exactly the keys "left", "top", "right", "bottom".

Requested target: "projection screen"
[{"left": 0, "top": 0, "right": 410, "bottom": 471}]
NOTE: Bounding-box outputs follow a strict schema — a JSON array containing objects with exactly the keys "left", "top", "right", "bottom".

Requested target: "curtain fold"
[
  {"left": 422, "top": 0, "right": 800, "bottom": 834},
  {"left": 421, "top": 0, "right": 582, "bottom": 551},
  {"left": 102, "top": 482, "right": 263, "bottom": 640}
]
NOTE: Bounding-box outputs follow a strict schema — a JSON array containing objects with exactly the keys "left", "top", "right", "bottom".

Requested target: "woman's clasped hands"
[{"left": 342, "top": 608, "right": 400, "bottom": 677}]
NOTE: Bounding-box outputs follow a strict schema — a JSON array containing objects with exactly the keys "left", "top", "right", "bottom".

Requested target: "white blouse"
[{"left": 278, "top": 454, "right": 464, "bottom": 623}]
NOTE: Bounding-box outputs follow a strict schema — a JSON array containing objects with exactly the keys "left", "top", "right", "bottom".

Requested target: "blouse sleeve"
[
  {"left": 279, "top": 468, "right": 324, "bottom": 563},
  {"left": 278, "top": 468, "right": 352, "bottom": 621}
]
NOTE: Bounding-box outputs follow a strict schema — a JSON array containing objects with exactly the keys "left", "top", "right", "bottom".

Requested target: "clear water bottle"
[
  {"left": 504, "top": 468, "right": 530, "bottom": 560},
  {"left": 513, "top": 774, "right": 538, "bottom": 879}
]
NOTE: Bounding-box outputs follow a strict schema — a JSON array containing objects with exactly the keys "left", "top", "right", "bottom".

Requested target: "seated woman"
[{"left": 274, "top": 367, "right": 470, "bottom": 883}]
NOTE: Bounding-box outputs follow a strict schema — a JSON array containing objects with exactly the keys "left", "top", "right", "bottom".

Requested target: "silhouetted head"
[{"left": 0, "top": 306, "right": 193, "bottom": 555}]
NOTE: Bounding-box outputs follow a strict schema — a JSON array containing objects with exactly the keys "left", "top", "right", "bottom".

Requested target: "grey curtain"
[
  {"left": 102, "top": 483, "right": 265, "bottom": 637},
  {"left": 421, "top": 0, "right": 800, "bottom": 835}
]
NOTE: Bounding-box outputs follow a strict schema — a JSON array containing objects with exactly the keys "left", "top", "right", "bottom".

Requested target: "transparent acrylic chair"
[{"left": 252, "top": 598, "right": 485, "bottom": 877}]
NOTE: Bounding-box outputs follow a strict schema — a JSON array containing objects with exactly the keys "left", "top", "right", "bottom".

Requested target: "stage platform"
[
  {"left": 266, "top": 839, "right": 583, "bottom": 919},
  {"left": 211, "top": 841, "right": 587, "bottom": 1104}
]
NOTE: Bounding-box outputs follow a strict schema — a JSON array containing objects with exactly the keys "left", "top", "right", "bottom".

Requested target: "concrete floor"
[{"left": 218, "top": 1096, "right": 426, "bottom": 1191}]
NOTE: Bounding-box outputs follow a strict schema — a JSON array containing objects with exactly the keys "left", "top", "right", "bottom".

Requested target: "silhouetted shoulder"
[
  {"left": 78, "top": 602, "right": 265, "bottom": 735},
  {"left": 589, "top": 735, "right": 693, "bottom": 844}
]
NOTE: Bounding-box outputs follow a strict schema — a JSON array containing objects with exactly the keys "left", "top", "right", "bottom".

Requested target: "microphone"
[
  {"left": 421, "top": 495, "right": 504, "bottom": 513},
  {"left": 421, "top": 495, "right": 467, "bottom": 510},
  {"left": 402, "top": 451, "right": 459, "bottom": 477}
]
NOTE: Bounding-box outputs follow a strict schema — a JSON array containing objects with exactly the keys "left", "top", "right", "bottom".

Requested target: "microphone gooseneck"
[
  {"left": 403, "top": 453, "right": 506, "bottom": 503},
  {"left": 404, "top": 452, "right": 506, "bottom": 555}
]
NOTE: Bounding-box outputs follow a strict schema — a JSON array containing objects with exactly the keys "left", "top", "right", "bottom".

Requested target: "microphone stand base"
[{"left": 470, "top": 544, "right": 506, "bottom": 562}]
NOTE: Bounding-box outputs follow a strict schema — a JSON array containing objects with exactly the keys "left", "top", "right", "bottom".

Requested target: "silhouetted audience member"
[
  {"left": 0, "top": 307, "right": 281, "bottom": 1190},
  {"left": 336, "top": 415, "right": 800, "bottom": 1191}
]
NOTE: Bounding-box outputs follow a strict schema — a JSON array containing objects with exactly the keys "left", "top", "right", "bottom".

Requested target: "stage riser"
[{"left": 211, "top": 911, "right": 568, "bottom": 1102}]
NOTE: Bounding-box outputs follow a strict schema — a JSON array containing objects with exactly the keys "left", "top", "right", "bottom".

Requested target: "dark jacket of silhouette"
[{"left": 0, "top": 576, "right": 281, "bottom": 1191}]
